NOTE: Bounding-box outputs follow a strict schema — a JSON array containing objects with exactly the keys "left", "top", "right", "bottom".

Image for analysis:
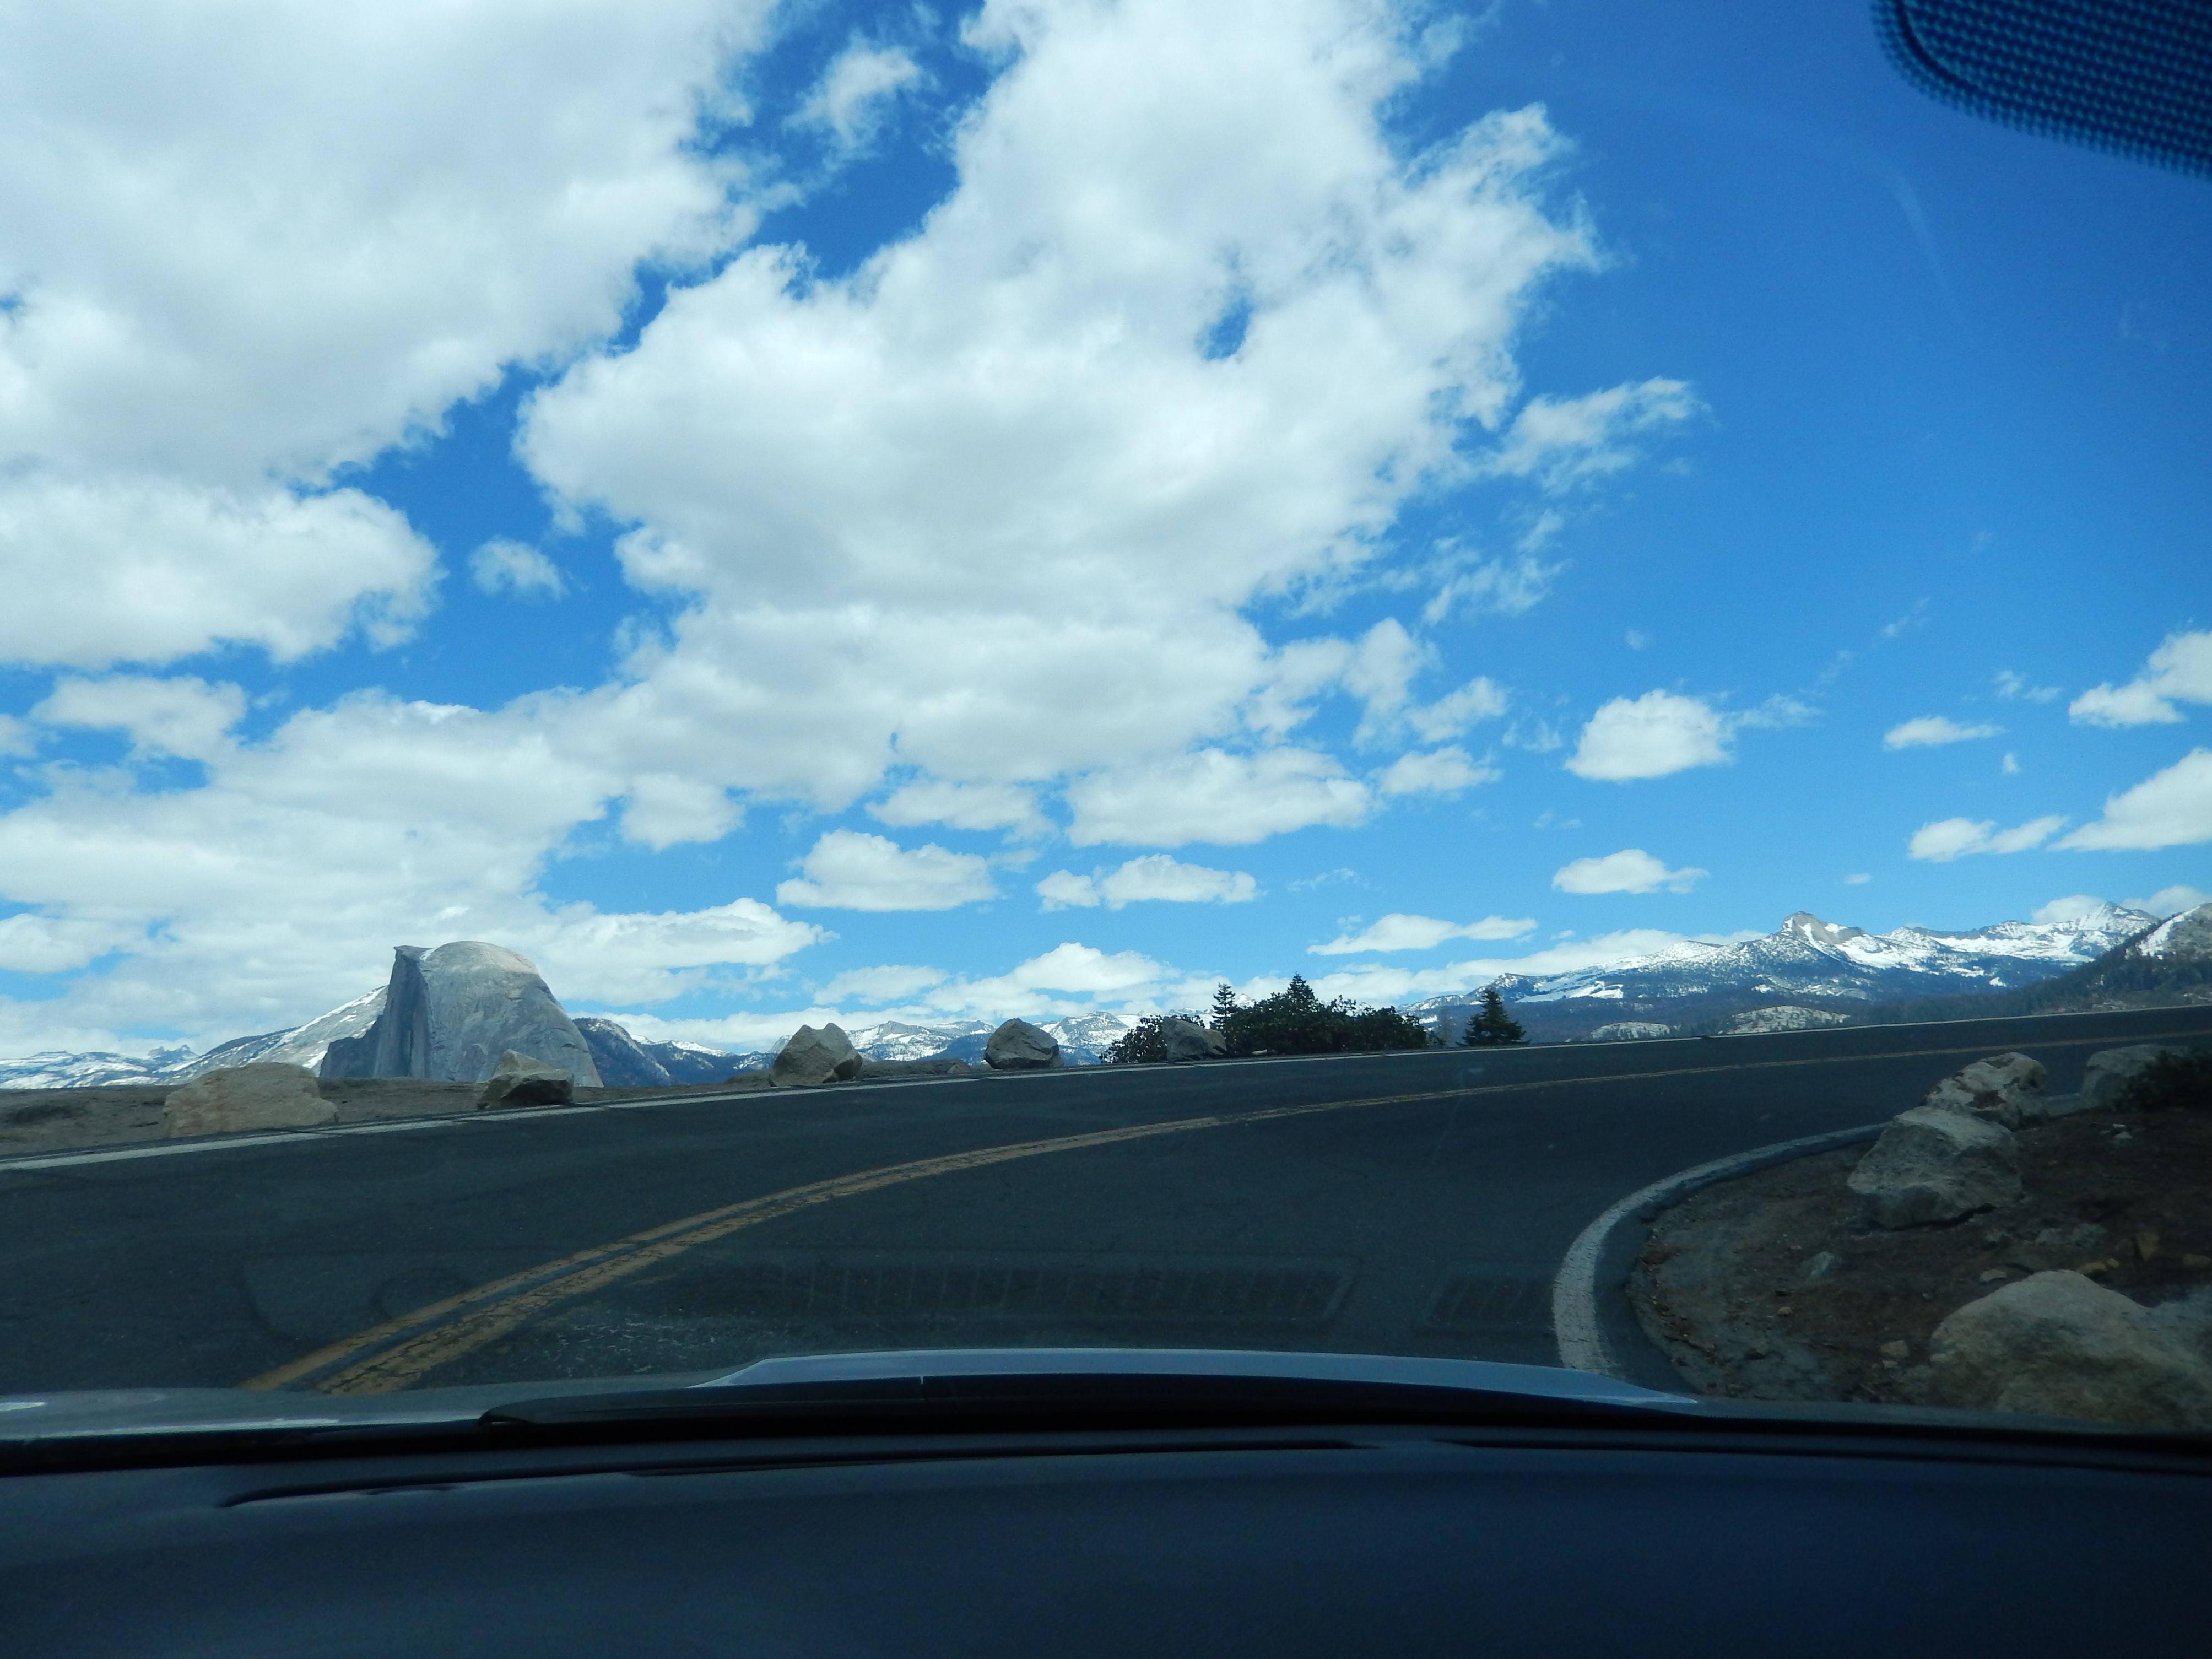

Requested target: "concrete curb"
[{"left": 1551, "top": 1122, "right": 1887, "bottom": 1381}]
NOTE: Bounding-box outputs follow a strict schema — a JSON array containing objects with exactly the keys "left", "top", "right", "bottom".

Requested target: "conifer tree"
[
  {"left": 1461, "top": 984, "right": 1527, "bottom": 1046},
  {"left": 1210, "top": 981, "right": 1239, "bottom": 1030}
]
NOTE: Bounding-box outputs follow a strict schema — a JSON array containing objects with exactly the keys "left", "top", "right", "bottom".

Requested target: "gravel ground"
[{"left": 1631, "top": 1104, "right": 2212, "bottom": 1403}]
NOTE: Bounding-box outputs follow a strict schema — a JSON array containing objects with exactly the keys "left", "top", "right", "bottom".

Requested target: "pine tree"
[
  {"left": 1210, "top": 981, "right": 1239, "bottom": 1030},
  {"left": 1462, "top": 984, "right": 1526, "bottom": 1046}
]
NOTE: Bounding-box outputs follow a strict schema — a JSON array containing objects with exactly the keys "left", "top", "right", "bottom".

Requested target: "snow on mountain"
[
  {"left": 0, "top": 904, "right": 2181, "bottom": 1086},
  {"left": 1406, "top": 903, "right": 2161, "bottom": 1041},
  {"left": 2132, "top": 902, "right": 2212, "bottom": 962}
]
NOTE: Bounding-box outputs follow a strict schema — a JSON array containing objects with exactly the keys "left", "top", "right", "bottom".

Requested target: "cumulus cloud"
[
  {"left": 1304, "top": 927, "right": 1697, "bottom": 1006},
  {"left": 1066, "top": 748, "right": 1370, "bottom": 847},
  {"left": 775, "top": 829, "right": 998, "bottom": 911},
  {"left": 0, "top": 1, "right": 769, "bottom": 671},
  {"left": 1552, "top": 848, "right": 1706, "bottom": 894},
  {"left": 469, "top": 539, "right": 567, "bottom": 600},
  {"left": 1883, "top": 715, "right": 2002, "bottom": 750},
  {"left": 1309, "top": 912, "right": 1535, "bottom": 954},
  {"left": 2032, "top": 894, "right": 2114, "bottom": 924},
  {"left": 1907, "top": 814, "right": 2067, "bottom": 861},
  {"left": 2070, "top": 630, "right": 2212, "bottom": 727},
  {"left": 0, "top": 684, "right": 835, "bottom": 1042},
  {"left": 2056, "top": 749, "right": 2212, "bottom": 851},
  {"left": 1484, "top": 378, "right": 1702, "bottom": 491},
  {"left": 618, "top": 774, "right": 740, "bottom": 850},
  {"left": 520, "top": 0, "right": 1616, "bottom": 817},
  {"left": 34, "top": 674, "right": 246, "bottom": 762},
  {"left": 1036, "top": 854, "right": 1257, "bottom": 910},
  {"left": 1375, "top": 745, "right": 1499, "bottom": 796},
  {"left": 1566, "top": 691, "right": 1731, "bottom": 782},
  {"left": 816, "top": 963, "right": 947, "bottom": 1004},
  {"left": 0, "top": 477, "right": 435, "bottom": 668},
  {"left": 869, "top": 779, "right": 1048, "bottom": 836},
  {"left": 790, "top": 41, "right": 924, "bottom": 154},
  {"left": 1405, "top": 676, "right": 1509, "bottom": 743},
  {"left": 2124, "top": 884, "right": 2208, "bottom": 918}
]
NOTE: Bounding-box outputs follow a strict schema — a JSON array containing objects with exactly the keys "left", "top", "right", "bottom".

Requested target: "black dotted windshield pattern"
[{"left": 1878, "top": 0, "right": 2212, "bottom": 178}]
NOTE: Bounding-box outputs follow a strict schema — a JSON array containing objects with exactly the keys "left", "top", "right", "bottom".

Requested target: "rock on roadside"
[
  {"left": 772, "top": 1024, "right": 862, "bottom": 1087},
  {"left": 2081, "top": 1044, "right": 2190, "bottom": 1112},
  {"left": 1921, "top": 1052, "right": 2046, "bottom": 1129},
  {"left": 476, "top": 1051, "right": 575, "bottom": 1110},
  {"left": 1929, "top": 1270, "right": 2212, "bottom": 1428},
  {"left": 164, "top": 1063, "right": 336, "bottom": 1138},
  {"left": 1159, "top": 1018, "right": 1227, "bottom": 1062},
  {"left": 1846, "top": 1105, "right": 2022, "bottom": 1228},
  {"left": 984, "top": 1018, "right": 1060, "bottom": 1071}
]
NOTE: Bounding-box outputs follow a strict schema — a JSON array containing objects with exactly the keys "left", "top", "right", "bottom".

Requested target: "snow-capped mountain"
[
  {"left": 1, "top": 904, "right": 2186, "bottom": 1086},
  {"left": 1409, "top": 903, "right": 2163, "bottom": 1041}
]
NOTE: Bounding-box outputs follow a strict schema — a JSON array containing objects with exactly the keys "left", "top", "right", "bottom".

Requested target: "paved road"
[{"left": 2, "top": 1007, "right": 2207, "bottom": 1396}]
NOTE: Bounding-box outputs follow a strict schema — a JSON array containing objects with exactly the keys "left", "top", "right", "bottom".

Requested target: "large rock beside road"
[
  {"left": 1929, "top": 1271, "right": 2212, "bottom": 1428},
  {"left": 164, "top": 1063, "right": 336, "bottom": 1138},
  {"left": 772, "top": 1024, "right": 862, "bottom": 1087},
  {"left": 1921, "top": 1052, "right": 2046, "bottom": 1129},
  {"left": 2080, "top": 1045, "right": 2191, "bottom": 1112},
  {"left": 984, "top": 1019, "right": 1060, "bottom": 1071},
  {"left": 1847, "top": 1106, "right": 2021, "bottom": 1229},
  {"left": 320, "top": 942, "right": 602, "bottom": 1088},
  {"left": 1159, "top": 1018, "right": 1227, "bottom": 1062},
  {"left": 477, "top": 1051, "right": 575, "bottom": 1110}
]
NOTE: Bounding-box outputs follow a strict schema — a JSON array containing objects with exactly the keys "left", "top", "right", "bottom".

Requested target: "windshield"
[{"left": 0, "top": 0, "right": 2207, "bottom": 1438}]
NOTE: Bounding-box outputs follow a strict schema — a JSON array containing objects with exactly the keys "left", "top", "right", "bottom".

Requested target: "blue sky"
[{"left": 0, "top": 0, "right": 2205, "bottom": 1055}]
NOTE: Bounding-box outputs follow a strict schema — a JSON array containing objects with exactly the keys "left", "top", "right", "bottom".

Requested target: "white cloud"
[
  {"left": 518, "top": 0, "right": 1615, "bottom": 815},
  {"left": 1883, "top": 715, "right": 2003, "bottom": 750},
  {"left": 2124, "top": 884, "right": 2208, "bottom": 918},
  {"left": 1037, "top": 855, "right": 1257, "bottom": 910},
  {"left": 1309, "top": 912, "right": 1535, "bottom": 954},
  {"left": 1304, "top": 927, "right": 1696, "bottom": 1005},
  {"left": 816, "top": 964, "right": 947, "bottom": 1004},
  {"left": 1843, "top": 872, "right": 1872, "bottom": 885},
  {"left": 0, "top": 684, "right": 836, "bottom": 1042},
  {"left": 790, "top": 41, "right": 924, "bottom": 154},
  {"left": 469, "top": 539, "right": 567, "bottom": 601},
  {"left": 869, "top": 779, "right": 1048, "bottom": 836},
  {"left": 1552, "top": 847, "right": 1706, "bottom": 894},
  {"left": 1406, "top": 676, "right": 1508, "bottom": 743},
  {"left": 618, "top": 774, "right": 740, "bottom": 850},
  {"left": 2003, "top": 752, "right": 2020, "bottom": 774},
  {"left": 0, "top": 477, "right": 435, "bottom": 668},
  {"left": 2056, "top": 748, "right": 2212, "bottom": 851},
  {"left": 1485, "top": 378, "right": 1702, "bottom": 491},
  {"left": 1375, "top": 745, "right": 1499, "bottom": 796},
  {"left": 34, "top": 674, "right": 246, "bottom": 762},
  {"left": 1566, "top": 690, "right": 1730, "bottom": 782},
  {"left": 0, "top": 1, "right": 770, "bottom": 669},
  {"left": 1419, "top": 552, "right": 1557, "bottom": 625},
  {"left": 1066, "top": 748, "right": 1369, "bottom": 846},
  {"left": 1994, "top": 669, "right": 2060, "bottom": 704},
  {"left": 1624, "top": 629, "right": 1649, "bottom": 650},
  {"left": 2070, "top": 630, "right": 2212, "bottom": 727},
  {"left": 775, "top": 829, "right": 998, "bottom": 911},
  {"left": 1907, "top": 814, "right": 2067, "bottom": 861},
  {"left": 2032, "top": 894, "right": 2114, "bottom": 924}
]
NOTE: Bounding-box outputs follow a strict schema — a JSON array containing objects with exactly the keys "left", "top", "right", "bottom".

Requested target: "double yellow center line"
[{"left": 243, "top": 1029, "right": 2205, "bottom": 1395}]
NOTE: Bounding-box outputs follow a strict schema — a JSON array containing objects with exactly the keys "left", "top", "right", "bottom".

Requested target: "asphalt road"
[{"left": 2, "top": 1006, "right": 2208, "bottom": 1397}]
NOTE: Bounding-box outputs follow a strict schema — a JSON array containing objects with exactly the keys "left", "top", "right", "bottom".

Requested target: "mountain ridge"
[{"left": 1, "top": 901, "right": 2199, "bottom": 1086}]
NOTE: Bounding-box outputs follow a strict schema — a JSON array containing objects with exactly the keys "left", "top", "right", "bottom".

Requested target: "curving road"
[{"left": 2, "top": 1006, "right": 2208, "bottom": 1397}]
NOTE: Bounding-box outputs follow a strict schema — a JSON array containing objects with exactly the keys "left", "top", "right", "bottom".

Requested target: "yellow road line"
[{"left": 242, "top": 1026, "right": 2209, "bottom": 1395}]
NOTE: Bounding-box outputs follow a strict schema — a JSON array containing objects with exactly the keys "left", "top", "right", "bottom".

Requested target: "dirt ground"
[{"left": 1631, "top": 1105, "right": 2212, "bottom": 1403}]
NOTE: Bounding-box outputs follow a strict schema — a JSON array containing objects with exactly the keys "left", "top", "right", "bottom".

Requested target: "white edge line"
[{"left": 1550, "top": 1122, "right": 1887, "bottom": 1380}]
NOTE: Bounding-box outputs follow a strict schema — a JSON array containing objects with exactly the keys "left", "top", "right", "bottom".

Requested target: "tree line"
[{"left": 1102, "top": 977, "right": 1525, "bottom": 1063}]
